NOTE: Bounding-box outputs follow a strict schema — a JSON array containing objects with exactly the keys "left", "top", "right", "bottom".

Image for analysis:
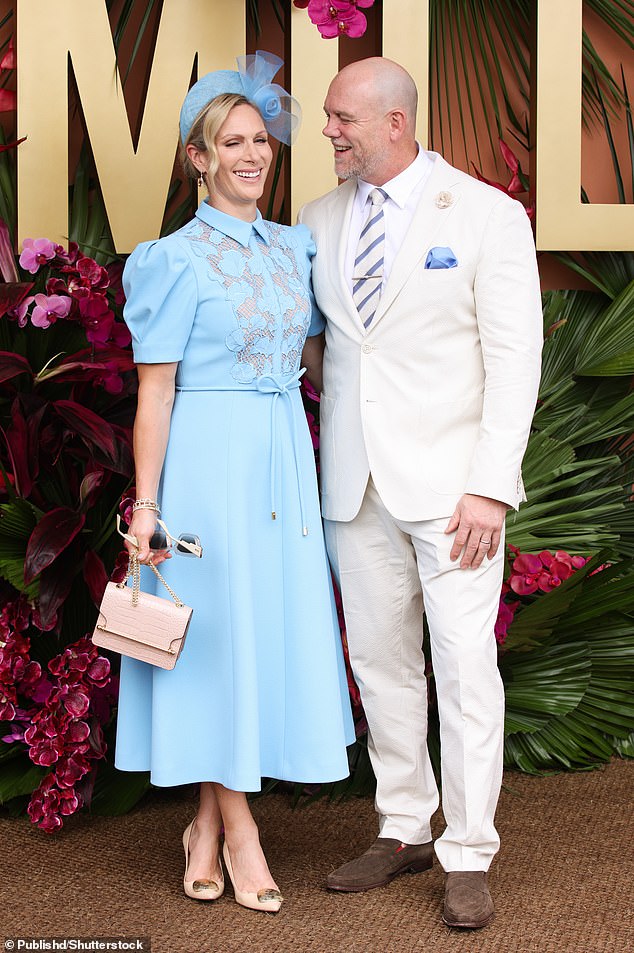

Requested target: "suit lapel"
[
  {"left": 330, "top": 179, "right": 365, "bottom": 333},
  {"left": 370, "top": 155, "right": 463, "bottom": 328}
]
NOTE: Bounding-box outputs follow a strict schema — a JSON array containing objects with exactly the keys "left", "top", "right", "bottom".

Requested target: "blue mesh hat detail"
[{"left": 179, "top": 50, "right": 301, "bottom": 146}]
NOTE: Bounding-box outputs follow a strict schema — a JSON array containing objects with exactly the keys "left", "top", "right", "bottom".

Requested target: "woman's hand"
[{"left": 126, "top": 509, "right": 172, "bottom": 566}]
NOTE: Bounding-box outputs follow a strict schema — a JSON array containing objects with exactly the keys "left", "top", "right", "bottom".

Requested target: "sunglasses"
[{"left": 116, "top": 514, "right": 203, "bottom": 558}]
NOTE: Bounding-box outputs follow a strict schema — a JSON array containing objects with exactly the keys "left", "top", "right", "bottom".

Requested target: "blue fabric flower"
[
  {"left": 179, "top": 51, "right": 301, "bottom": 146},
  {"left": 424, "top": 247, "right": 458, "bottom": 269}
]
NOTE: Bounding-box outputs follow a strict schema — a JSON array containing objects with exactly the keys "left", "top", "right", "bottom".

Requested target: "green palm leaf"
[
  {"left": 429, "top": 0, "right": 634, "bottom": 169},
  {"left": 503, "top": 643, "right": 591, "bottom": 734},
  {"left": 574, "top": 280, "right": 634, "bottom": 375}
]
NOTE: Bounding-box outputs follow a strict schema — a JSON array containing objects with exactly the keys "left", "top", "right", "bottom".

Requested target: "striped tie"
[{"left": 353, "top": 188, "right": 388, "bottom": 328}]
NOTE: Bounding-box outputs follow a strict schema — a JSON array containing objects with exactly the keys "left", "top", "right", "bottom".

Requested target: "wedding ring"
[{"left": 480, "top": 538, "right": 492, "bottom": 547}]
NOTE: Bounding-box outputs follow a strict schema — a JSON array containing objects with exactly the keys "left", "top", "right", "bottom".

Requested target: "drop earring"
[{"left": 197, "top": 171, "right": 204, "bottom": 189}]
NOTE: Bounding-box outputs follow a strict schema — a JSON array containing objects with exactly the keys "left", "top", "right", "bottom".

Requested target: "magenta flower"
[
  {"left": 56, "top": 750, "right": 91, "bottom": 789},
  {"left": 507, "top": 547, "right": 587, "bottom": 596},
  {"left": 508, "top": 553, "right": 542, "bottom": 595},
  {"left": 2, "top": 723, "right": 27, "bottom": 743},
  {"left": 30, "top": 293, "right": 72, "bottom": 328},
  {"left": 28, "top": 776, "right": 80, "bottom": 832},
  {"left": 302, "top": 376, "right": 321, "bottom": 404},
  {"left": 54, "top": 241, "right": 80, "bottom": 266},
  {"left": 305, "top": 410, "right": 320, "bottom": 450},
  {"left": 494, "top": 597, "right": 519, "bottom": 645},
  {"left": 307, "top": 0, "right": 374, "bottom": 38},
  {"left": 2, "top": 601, "right": 113, "bottom": 832},
  {"left": 19, "top": 237, "right": 57, "bottom": 274},
  {"left": 76, "top": 256, "right": 109, "bottom": 290},
  {"left": 78, "top": 293, "right": 115, "bottom": 343},
  {"left": 0, "top": 689, "right": 16, "bottom": 721},
  {"left": 6, "top": 295, "right": 34, "bottom": 327}
]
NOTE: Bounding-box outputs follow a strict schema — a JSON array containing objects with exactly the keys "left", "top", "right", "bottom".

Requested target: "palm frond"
[
  {"left": 502, "top": 642, "right": 591, "bottom": 734},
  {"left": 574, "top": 281, "right": 634, "bottom": 376},
  {"left": 68, "top": 143, "right": 116, "bottom": 262},
  {"left": 429, "top": 0, "right": 634, "bottom": 169}
]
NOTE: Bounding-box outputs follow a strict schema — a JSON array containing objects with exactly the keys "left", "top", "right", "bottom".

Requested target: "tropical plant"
[
  {"left": 0, "top": 236, "right": 152, "bottom": 827},
  {"left": 429, "top": 0, "right": 634, "bottom": 173}
]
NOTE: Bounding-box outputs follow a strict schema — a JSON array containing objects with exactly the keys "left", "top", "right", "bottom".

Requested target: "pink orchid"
[
  {"left": 6, "top": 295, "right": 34, "bottom": 327},
  {"left": 28, "top": 776, "right": 80, "bottom": 832},
  {"left": 2, "top": 602, "right": 112, "bottom": 832},
  {"left": 55, "top": 750, "right": 91, "bottom": 788},
  {"left": 472, "top": 140, "right": 533, "bottom": 222},
  {"left": 111, "top": 548, "right": 130, "bottom": 585},
  {"left": 45, "top": 276, "right": 69, "bottom": 297},
  {"left": 24, "top": 723, "right": 65, "bottom": 766},
  {"left": 78, "top": 294, "right": 115, "bottom": 343},
  {"left": 305, "top": 410, "right": 320, "bottom": 450},
  {"left": 76, "top": 256, "right": 109, "bottom": 290},
  {"left": 0, "top": 689, "right": 16, "bottom": 721},
  {"left": 30, "top": 293, "right": 72, "bottom": 328},
  {"left": 307, "top": 0, "right": 374, "bottom": 38},
  {"left": 302, "top": 376, "right": 321, "bottom": 403},
  {"left": 507, "top": 547, "right": 588, "bottom": 596},
  {"left": 19, "top": 238, "right": 58, "bottom": 274},
  {"left": 2, "top": 723, "right": 27, "bottom": 743},
  {"left": 54, "top": 242, "right": 80, "bottom": 266},
  {"left": 508, "top": 552, "right": 542, "bottom": 595},
  {"left": 494, "top": 596, "right": 519, "bottom": 645}
]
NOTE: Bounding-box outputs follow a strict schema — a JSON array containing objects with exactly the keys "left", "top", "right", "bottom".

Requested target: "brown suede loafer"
[
  {"left": 326, "top": 837, "right": 433, "bottom": 892},
  {"left": 442, "top": 871, "right": 494, "bottom": 929}
]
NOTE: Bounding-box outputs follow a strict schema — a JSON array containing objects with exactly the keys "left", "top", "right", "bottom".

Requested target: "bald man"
[{"left": 299, "top": 58, "right": 542, "bottom": 928}]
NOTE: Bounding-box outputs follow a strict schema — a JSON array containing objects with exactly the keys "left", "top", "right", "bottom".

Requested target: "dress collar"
[
  {"left": 195, "top": 201, "right": 270, "bottom": 246},
  {"left": 356, "top": 145, "right": 435, "bottom": 210}
]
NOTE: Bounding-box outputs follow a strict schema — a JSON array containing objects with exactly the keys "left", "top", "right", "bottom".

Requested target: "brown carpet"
[{"left": 3, "top": 759, "right": 633, "bottom": 953}]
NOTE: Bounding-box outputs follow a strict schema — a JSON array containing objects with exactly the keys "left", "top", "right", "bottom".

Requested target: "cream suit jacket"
[{"left": 298, "top": 153, "right": 543, "bottom": 523}]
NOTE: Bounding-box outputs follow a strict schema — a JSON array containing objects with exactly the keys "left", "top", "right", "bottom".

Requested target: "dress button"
[{"left": 362, "top": 344, "right": 373, "bottom": 354}]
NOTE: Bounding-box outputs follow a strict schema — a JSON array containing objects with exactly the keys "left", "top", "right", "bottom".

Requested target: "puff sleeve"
[
  {"left": 122, "top": 238, "right": 198, "bottom": 363},
  {"left": 292, "top": 223, "right": 325, "bottom": 338}
]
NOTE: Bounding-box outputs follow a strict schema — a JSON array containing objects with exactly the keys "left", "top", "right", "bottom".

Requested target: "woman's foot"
[
  {"left": 222, "top": 827, "right": 282, "bottom": 912},
  {"left": 182, "top": 816, "right": 224, "bottom": 900}
]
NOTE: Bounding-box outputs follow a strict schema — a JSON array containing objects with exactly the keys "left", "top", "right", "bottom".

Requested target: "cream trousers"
[{"left": 324, "top": 478, "right": 505, "bottom": 872}]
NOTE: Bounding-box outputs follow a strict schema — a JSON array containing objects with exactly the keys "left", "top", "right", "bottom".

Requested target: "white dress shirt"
[{"left": 345, "top": 146, "right": 435, "bottom": 292}]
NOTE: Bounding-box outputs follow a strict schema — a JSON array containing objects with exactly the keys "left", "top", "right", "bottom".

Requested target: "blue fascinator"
[{"left": 179, "top": 50, "right": 301, "bottom": 146}]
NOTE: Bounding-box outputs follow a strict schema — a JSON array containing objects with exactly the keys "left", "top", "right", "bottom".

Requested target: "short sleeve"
[
  {"left": 291, "top": 223, "right": 325, "bottom": 337},
  {"left": 122, "top": 238, "right": 198, "bottom": 363}
]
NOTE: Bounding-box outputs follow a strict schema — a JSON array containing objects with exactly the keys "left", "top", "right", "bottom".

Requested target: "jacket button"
[{"left": 362, "top": 344, "right": 373, "bottom": 354}]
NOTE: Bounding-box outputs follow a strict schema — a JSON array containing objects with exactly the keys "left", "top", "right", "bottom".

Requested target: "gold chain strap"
[{"left": 117, "top": 552, "right": 185, "bottom": 608}]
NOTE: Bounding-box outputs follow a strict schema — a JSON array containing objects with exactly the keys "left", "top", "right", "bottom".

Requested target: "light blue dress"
[{"left": 114, "top": 201, "right": 354, "bottom": 790}]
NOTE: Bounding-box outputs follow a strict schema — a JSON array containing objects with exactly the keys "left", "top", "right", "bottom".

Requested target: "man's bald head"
[
  {"left": 332, "top": 58, "right": 418, "bottom": 134},
  {"left": 322, "top": 57, "right": 419, "bottom": 185}
]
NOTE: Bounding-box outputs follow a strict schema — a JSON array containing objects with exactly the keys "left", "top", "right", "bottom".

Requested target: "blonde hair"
[{"left": 181, "top": 93, "right": 262, "bottom": 192}]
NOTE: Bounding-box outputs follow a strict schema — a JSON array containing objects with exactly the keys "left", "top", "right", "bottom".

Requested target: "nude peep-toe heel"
[
  {"left": 222, "top": 842, "right": 283, "bottom": 913},
  {"left": 182, "top": 818, "right": 225, "bottom": 901}
]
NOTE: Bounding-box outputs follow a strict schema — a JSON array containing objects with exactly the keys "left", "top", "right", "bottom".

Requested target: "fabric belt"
[{"left": 175, "top": 369, "right": 309, "bottom": 535}]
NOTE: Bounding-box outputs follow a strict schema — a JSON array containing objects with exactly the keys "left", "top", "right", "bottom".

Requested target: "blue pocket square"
[{"left": 425, "top": 246, "right": 458, "bottom": 269}]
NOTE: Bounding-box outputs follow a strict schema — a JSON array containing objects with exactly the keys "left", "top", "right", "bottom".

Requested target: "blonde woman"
[{"left": 115, "top": 53, "right": 353, "bottom": 913}]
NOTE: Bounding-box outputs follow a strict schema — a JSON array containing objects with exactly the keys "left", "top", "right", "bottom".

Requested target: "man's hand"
[{"left": 445, "top": 494, "right": 509, "bottom": 569}]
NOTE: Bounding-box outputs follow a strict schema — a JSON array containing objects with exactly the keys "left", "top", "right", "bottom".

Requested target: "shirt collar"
[
  {"left": 356, "top": 145, "right": 435, "bottom": 210},
  {"left": 195, "top": 201, "right": 270, "bottom": 246}
]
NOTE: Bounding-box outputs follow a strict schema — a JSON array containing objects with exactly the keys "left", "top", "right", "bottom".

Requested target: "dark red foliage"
[{"left": 24, "top": 507, "right": 86, "bottom": 584}]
